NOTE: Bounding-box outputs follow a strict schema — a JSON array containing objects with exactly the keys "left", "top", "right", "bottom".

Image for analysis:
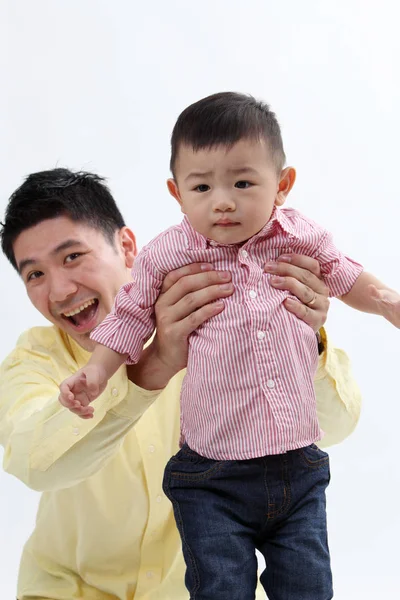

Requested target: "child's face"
[{"left": 168, "top": 138, "right": 295, "bottom": 244}]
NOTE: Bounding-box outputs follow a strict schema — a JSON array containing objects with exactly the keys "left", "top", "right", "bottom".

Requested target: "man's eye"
[
  {"left": 194, "top": 184, "right": 210, "bottom": 193},
  {"left": 27, "top": 271, "right": 43, "bottom": 282},
  {"left": 235, "top": 181, "right": 252, "bottom": 189},
  {"left": 65, "top": 253, "right": 82, "bottom": 263}
]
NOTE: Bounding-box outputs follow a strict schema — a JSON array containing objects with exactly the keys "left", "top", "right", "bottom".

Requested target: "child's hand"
[
  {"left": 368, "top": 285, "right": 400, "bottom": 328},
  {"left": 59, "top": 364, "right": 108, "bottom": 419}
]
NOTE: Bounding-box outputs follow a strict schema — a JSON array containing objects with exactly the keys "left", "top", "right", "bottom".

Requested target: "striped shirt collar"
[{"left": 179, "top": 207, "right": 297, "bottom": 250}]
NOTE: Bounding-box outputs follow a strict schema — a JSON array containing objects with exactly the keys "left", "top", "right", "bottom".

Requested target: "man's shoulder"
[
  {"left": 14, "top": 324, "right": 66, "bottom": 352},
  {"left": 1, "top": 325, "right": 74, "bottom": 374}
]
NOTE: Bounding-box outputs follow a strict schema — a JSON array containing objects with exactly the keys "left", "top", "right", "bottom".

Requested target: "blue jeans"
[{"left": 163, "top": 444, "right": 332, "bottom": 600}]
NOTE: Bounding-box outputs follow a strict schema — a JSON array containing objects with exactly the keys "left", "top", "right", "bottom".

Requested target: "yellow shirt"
[{"left": 0, "top": 326, "right": 361, "bottom": 600}]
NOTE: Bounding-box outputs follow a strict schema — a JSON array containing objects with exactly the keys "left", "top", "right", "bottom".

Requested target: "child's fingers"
[
  {"left": 84, "top": 371, "right": 101, "bottom": 401},
  {"left": 59, "top": 381, "right": 76, "bottom": 408},
  {"left": 76, "top": 405, "right": 94, "bottom": 419},
  {"left": 67, "top": 403, "right": 94, "bottom": 418}
]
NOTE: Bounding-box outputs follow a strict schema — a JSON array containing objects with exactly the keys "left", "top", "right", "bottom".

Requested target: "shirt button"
[
  {"left": 72, "top": 427, "right": 80, "bottom": 435},
  {"left": 209, "top": 240, "right": 218, "bottom": 247},
  {"left": 266, "top": 379, "right": 275, "bottom": 389},
  {"left": 148, "top": 444, "right": 155, "bottom": 453},
  {"left": 111, "top": 388, "right": 118, "bottom": 397},
  {"left": 156, "top": 495, "right": 162, "bottom": 503},
  {"left": 257, "top": 331, "right": 265, "bottom": 340},
  {"left": 146, "top": 571, "right": 154, "bottom": 579},
  {"left": 249, "top": 290, "right": 257, "bottom": 299},
  {"left": 241, "top": 249, "right": 248, "bottom": 258}
]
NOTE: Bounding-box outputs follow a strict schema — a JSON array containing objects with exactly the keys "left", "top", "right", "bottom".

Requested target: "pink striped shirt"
[{"left": 91, "top": 207, "right": 362, "bottom": 459}]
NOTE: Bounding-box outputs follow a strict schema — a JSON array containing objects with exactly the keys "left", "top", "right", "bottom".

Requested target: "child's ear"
[
  {"left": 275, "top": 167, "right": 296, "bottom": 206},
  {"left": 167, "top": 179, "right": 185, "bottom": 212}
]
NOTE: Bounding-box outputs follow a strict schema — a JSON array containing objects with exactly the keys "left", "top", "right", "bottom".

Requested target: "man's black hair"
[{"left": 1, "top": 168, "right": 126, "bottom": 270}]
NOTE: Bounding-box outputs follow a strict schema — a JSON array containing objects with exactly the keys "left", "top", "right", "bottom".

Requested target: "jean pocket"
[
  {"left": 298, "top": 444, "right": 330, "bottom": 469},
  {"left": 166, "top": 445, "right": 225, "bottom": 481}
]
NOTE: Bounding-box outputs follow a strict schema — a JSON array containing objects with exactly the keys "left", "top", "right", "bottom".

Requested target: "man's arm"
[
  {"left": 0, "top": 341, "right": 160, "bottom": 491},
  {"left": 0, "top": 267, "right": 234, "bottom": 492},
  {"left": 314, "top": 328, "right": 362, "bottom": 447}
]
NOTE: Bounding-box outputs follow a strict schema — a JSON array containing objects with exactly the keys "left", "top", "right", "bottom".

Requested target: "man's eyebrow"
[
  {"left": 50, "top": 239, "right": 84, "bottom": 256},
  {"left": 18, "top": 239, "right": 84, "bottom": 274}
]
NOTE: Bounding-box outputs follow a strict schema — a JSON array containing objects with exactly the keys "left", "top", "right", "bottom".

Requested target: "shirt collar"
[
  {"left": 180, "top": 216, "right": 208, "bottom": 249},
  {"left": 253, "top": 206, "right": 297, "bottom": 241},
  {"left": 179, "top": 207, "right": 296, "bottom": 251}
]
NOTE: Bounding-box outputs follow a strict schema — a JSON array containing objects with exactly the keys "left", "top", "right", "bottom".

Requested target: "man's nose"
[
  {"left": 213, "top": 193, "right": 236, "bottom": 212},
  {"left": 48, "top": 272, "right": 78, "bottom": 304}
]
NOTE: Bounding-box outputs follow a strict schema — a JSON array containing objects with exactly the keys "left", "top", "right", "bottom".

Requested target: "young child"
[{"left": 59, "top": 92, "right": 400, "bottom": 599}]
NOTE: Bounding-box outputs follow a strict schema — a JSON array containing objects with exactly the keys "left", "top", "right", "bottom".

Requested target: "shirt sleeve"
[
  {"left": 314, "top": 231, "right": 363, "bottom": 297},
  {"left": 0, "top": 347, "right": 161, "bottom": 492},
  {"left": 314, "top": 328, "right": 362, "bottom": 447},
  {"left": 91, "top": 246, "right": 165, "bottom": 364}
]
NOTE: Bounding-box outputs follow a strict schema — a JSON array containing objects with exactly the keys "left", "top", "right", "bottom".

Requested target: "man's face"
[
  {"left": 169, "top": 138, "right": 293, "bottom": 245},
  {"left": 12, "top": 216, "right": 136, "bottom": 351}
]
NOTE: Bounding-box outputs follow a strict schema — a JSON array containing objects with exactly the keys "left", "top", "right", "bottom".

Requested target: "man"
[{"left": 0, "top": 169, "right": 361, "bottom": 600}]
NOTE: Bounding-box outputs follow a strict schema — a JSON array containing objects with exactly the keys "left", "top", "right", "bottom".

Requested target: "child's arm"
[
  {"left": 341, "top": 271, "right": 400, "bottom": 328},
  {"left": 59, "top": 344, "right": 127, "bottom": 419}
]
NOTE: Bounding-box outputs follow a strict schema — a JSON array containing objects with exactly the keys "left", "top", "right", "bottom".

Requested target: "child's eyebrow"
[
  {"left": 228, "top": 167, "right": 259, "bottom": 176},
  {"left": 185, "top": 171, "right": 213, "bottom": 182},
  {"left": 185, "top": 167, "right": 259, "bottom": 182}
]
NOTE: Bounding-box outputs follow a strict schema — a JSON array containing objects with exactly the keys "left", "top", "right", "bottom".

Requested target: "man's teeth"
[{"left": 64, "top": 299, "right": 96, "bottom": 317}]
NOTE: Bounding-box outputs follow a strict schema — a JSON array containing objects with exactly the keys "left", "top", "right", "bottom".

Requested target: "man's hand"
[
  {"left": 368, "top": 285, "right": 400, "bottom": 328},
  {"left": 59, "top": 364, "right": 108, "bottom": 419},
  {"left": 154, "top": 263, "right": 234, "bottom": 372},
  {"left": 264, "top": 254, "right": 330, "bottom": 332},
  {"left": 129, "top": 263, "right": 234, "bottom": 389}
]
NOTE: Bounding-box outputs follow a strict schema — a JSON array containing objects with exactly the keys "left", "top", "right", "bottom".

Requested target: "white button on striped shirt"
[{"left": 92, "top": 207, "right": 363, "bottom": 460}]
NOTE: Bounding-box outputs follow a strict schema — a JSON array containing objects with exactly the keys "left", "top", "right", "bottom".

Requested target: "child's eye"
[
  {"left": 235, "top": 181, "right": 252, "bottom": 189},
  {"left": 194, "top": 184, "right": 210, "bottom": 193}
]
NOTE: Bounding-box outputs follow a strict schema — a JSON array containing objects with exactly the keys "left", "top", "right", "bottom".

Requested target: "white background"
[{"left": 0, "top": 1, "right": 399, "bottom": 598}]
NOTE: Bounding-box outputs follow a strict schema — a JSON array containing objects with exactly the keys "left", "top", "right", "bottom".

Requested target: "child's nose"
[{"left": 213, "top": 194, "right": 236, "bottom": 212}]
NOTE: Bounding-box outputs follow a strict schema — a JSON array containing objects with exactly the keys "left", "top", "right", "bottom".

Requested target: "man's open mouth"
[{"left": 62, "top": 298, "right": 99, "bottom": 329}]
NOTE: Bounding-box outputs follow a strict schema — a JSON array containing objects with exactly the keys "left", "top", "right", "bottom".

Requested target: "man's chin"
[{"left": 70, "top": 331, "right": 97, "bottom": 352}]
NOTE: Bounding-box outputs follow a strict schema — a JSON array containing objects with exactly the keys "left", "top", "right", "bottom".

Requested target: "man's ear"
[
  {"left": 117, "top": 227, "right": 137, "bottom": 269},
  {"left": 275, "top": 167, "right": 296, "bottom": 206},
  {"left": 167, "top": 178, "right": 184, "bottom": 212}
]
